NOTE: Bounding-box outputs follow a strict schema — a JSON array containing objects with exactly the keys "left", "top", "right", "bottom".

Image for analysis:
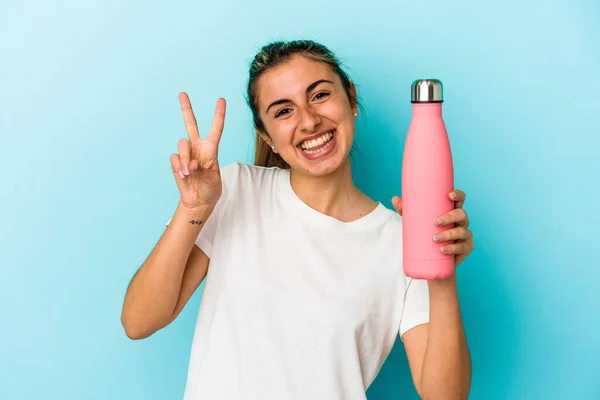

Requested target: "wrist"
[
  {"left": 427, "top": 271, "right": 458, "bottom": 295},
  {"left": 176, "top": 202, "right": 215, "bottom": 221}
]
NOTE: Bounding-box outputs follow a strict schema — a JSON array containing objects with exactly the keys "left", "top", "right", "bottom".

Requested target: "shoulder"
[
  {"left": 376, "top": 203, "right": 403, "bottom": 235},
  {"left": 219, "top": 161, "right": 284, "bottom": 197},
  {"left": 220, "top": 161, "right": 283, "bottom": 182}
]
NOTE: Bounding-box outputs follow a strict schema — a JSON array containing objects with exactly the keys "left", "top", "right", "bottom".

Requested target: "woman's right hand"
[{"left": 171, "top": 93, "right": 226, "bottom": 213}]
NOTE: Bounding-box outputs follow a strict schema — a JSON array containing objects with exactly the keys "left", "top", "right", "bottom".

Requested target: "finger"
[
  {"left": 435, "top": 208, "right": 467, "bottom": 226},
  {"left": 189, "top": 159, "right": 199, "bottom": 173},
  {"left": 206, "top": 98, "right": 226, "bottom": 145},
  {"left": 433, "top": 227, "right": 470, "bottom": 243},
  {"left": 456, "top": 217, "right": 470, "bottom": 229},
  {"left": 391, "top": 196, "right": 402, "bottom": 215},
  {"left": 179, "top": 92, "right": 201, "bottom": 142},
  {"left": 440, "top": 241, "right": 469, "bottom": 255},
  {"left": 177, "top": 139, "right": 192, "bottom": 176},
  {"left": 170, "top": 153, "right": 185, "bottom": 179},
  {"left": 449, "top": 189, "right": 466, "bottom": 208}
]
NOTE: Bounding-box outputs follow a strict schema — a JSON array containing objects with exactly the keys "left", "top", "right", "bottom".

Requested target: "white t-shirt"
[{"left": 180, "top": 162, "right": 430, "bottom": 400}]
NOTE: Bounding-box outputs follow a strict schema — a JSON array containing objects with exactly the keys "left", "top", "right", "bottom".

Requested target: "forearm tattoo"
[{"left": 189, "top": 220, "right": 204, "bottom": 225}]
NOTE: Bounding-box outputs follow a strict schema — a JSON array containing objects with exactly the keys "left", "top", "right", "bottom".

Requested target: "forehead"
[{"left": 257, "top": 55, "right": 337, "bottom": 107}]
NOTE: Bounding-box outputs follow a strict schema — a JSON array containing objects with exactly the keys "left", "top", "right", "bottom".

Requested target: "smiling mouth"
[{"left": 298, "top": 130, "right": 335, "bottom": 155}]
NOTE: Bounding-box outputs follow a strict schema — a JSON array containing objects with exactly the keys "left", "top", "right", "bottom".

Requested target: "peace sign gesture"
[{"left": 170, "top": 93, "right": 226, "bottom": 213}]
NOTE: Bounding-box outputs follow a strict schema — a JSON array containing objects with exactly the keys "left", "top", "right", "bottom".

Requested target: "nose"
[{"left": 299, "top": 107, "right": 322, "bottom": 133}]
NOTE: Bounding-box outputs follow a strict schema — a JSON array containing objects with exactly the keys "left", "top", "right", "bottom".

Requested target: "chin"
[{"left": 302, "top": 159, "right": 344, "bottom": 177}]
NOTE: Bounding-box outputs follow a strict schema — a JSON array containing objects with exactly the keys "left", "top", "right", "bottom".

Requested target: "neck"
[{"left": 289, "top": 157, "right": 366, "bottom": 220}]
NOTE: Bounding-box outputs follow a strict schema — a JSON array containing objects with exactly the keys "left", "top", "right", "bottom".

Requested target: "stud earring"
[{"left": 353, "top": 111, "right": 358, "bottom": 117}]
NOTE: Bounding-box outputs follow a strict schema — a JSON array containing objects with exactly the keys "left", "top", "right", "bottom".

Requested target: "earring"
[{"left": 353, "top": 111, "right": 358, "bottom": 117}]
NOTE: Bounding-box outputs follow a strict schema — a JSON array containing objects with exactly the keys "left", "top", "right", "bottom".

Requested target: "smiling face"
[{"left": 255, "top": 55, "right": 358, "bottom": 177}]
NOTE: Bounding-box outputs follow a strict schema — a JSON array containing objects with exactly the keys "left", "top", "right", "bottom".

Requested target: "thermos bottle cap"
[{"left": 411, "top": 79, "right": 443, "bottom": 103}]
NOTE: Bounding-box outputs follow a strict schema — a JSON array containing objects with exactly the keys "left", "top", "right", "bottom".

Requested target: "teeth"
[
  {"left": 303, "top": 140, "right": 333, "bottom": 155},
  {"left": 301, "top": 131, "right": 333, "bottom": 150}
]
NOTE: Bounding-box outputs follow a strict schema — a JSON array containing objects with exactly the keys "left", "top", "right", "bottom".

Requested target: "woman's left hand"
[{"left": 391, "top": 189, "right": 475, "bottom": 268}]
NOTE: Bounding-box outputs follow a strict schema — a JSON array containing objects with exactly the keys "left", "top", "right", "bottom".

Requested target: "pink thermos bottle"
[{"left": 402, "top": 79, "right": 455, "bottom": 280}]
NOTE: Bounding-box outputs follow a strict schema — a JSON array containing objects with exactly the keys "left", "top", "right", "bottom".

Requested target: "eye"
[
  {"left": 274, "top": 108, "right": 291, "bottom": 118},
  {"left": 313, "top": 91, "right": 330, "bottom": 101}
]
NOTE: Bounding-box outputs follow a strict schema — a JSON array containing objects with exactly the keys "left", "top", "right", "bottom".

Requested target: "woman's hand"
[
  {"left": 392, "top": 190, "right": 475, "bottom": 268},
  {"left": 171, "top": 93, "right": 226, "bottom": 213}
]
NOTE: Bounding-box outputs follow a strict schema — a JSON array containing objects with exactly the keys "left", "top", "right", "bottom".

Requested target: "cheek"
[
  {"left": 269, "top": 123, "right": 296, "bottom": 146},
  {"left": 325, "top": 101, "right": 354, "bottom": 129},
  {"left": 323, "top": 100, "right": 349, "bottom": 117},
  {"left": 332, "top": 108, "right": 355, "bottom": 136}
]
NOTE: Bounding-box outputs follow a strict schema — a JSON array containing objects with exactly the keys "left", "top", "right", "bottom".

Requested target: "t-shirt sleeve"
[
  {"left": 165, "top": 162, "right": 240, "bottom": 258},
  {"left": 398, "top": 277, "right": 430, "bottom": 340}
]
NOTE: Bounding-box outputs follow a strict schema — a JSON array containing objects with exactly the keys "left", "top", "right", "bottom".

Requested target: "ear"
[
  {"left": 349, "top": 81, "right": 358, "bottom": 110},
  {"left": 256, "top": 127, "right": 277, "bottom": 153}
]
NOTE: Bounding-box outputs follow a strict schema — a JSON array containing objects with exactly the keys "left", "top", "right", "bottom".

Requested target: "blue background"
[{"left": 1, "top": 0, "right": 599, "bottom": 398}]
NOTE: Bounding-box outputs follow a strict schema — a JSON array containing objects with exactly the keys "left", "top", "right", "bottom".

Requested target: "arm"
[
  {"left": 120, "top": 203, "right": 213, "bottom": 340},
  {"left": 394, "top": 189, "right": 474, "bottom": 399},
  {"left": 403, "top": 272, "right": 472, "bottom": 399},
  {"left": 120, "top": 93, "right": 228, "bottom": 340}
]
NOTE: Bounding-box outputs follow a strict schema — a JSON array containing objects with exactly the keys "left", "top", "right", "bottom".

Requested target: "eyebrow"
[{"left": 265, "top": 79, "right": 334, "bottom": 114}]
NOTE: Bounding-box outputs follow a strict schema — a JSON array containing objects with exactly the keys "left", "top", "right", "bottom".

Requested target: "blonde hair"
[{"left": 246, "top": 40, "right": 358, "bottom": 168}]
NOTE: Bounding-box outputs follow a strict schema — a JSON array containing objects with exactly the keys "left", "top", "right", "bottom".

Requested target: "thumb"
[{"left": 391, "top": 196, "right": 402, "bottom": 216}]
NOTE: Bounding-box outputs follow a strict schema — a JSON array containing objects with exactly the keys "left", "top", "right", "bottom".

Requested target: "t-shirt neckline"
[{"left": 277, "top": 168, "right": 391, "bottom": 231}]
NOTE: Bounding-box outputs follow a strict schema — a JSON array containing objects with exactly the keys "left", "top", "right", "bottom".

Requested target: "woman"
[{"left": 121, "top": 40, "right": 474, "bottom": 399}]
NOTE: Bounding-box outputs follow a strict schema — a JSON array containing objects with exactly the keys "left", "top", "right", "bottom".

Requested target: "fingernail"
[
  {"left": 441, "top": 246, "right": 449, "bottom": 253},
  {"left": 433, "top": 234, "right": 443, "bottom": 242},
  {"left": 178, "top": 170, "right": 185, "bottom": 179},
  {"left": 450, "top": 192, "right": 457, "bottom": 200},
  {"left": 435, "top": 217, "right": 444, "bottom": 226},
  {"left": 183, "top": 164, "right": 190, "bottom": 175}
]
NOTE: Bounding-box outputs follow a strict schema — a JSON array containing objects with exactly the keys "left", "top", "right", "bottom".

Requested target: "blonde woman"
[{"left": 121, "top": 40, "right": 474, "bottom": 399}]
